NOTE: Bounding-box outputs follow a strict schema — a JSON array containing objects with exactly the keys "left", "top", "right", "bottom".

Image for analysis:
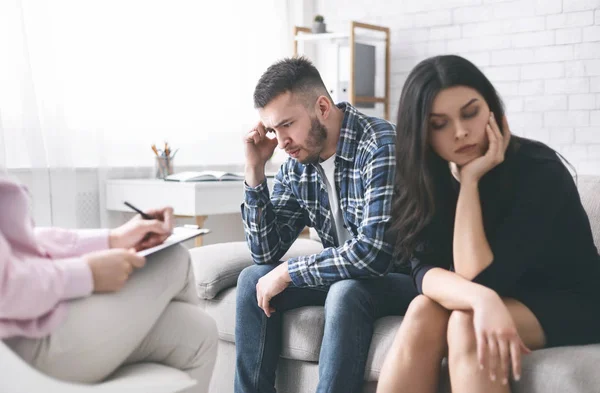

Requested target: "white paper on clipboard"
[{"left": 137, "top": 227, "right": 210, "bottom": 257}]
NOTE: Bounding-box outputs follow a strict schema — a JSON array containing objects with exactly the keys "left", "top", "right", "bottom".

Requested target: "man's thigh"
[
  {"left": 354, "top": 273, "right": 419, "bottom": 318},
  {"left": 273, "top": 273, "right": 416, "bottom": 317},
  {"left": 239, "top": 266, "right": 416, "bottom": 317},
  {"left": 270, "top": 285, "right": 329, "bottom": 313},
  {"left": 237, "top": 263, "right": 329, "bottom": 313}
]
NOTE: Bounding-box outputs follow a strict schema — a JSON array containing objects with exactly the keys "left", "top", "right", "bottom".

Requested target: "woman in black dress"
[{"left": 377, "top": 55, "right": 600, "bottom": 393}]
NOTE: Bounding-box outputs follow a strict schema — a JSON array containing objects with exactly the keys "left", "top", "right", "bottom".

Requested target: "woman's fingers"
[
  {"left": 488, "top": 113, "right": 505, "bottom": 161},
  {"left": 490, "top": 112, "right": 512, "bottom": 152},
  {"left": 498, "top": 336, "right": 511, "bottom": 384},
  {"left": 476, "top": 331, "right": 488, "bottom": 370},
  {"left": 510, "top": 339, "right": 522, "bottom": 381},
  {"left": 487, "top": 336, "right": 499, "bottom": 382},
  {"left": 485, "top": 124, "right": 499, "bottom": 159}
]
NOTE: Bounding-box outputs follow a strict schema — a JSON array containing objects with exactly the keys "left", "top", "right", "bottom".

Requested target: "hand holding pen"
[{"left": 109, "top": 202, "right": 175, "bottom": 251}]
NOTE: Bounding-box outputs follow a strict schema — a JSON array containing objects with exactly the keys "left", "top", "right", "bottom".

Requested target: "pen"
[{"left": 123, "top": 201, "right": 153, "bottom": 220}]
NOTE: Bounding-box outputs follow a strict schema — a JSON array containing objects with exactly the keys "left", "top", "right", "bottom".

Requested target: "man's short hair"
[{"left": 253, "top": 57, "right": 332, "bottom": 109}]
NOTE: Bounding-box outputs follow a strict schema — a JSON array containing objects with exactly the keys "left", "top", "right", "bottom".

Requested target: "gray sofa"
[{"left": 191, "top": 175, "right": 600, "bottom": 393}]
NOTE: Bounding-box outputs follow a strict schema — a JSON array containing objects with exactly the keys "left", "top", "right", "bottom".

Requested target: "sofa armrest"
[{"left": 190, "top": 238, "right": 324, "bottom": 299}]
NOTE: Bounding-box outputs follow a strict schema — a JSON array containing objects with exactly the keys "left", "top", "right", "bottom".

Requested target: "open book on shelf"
[{"left": 164, "top": 171, "right": 244, "bottom": 182}]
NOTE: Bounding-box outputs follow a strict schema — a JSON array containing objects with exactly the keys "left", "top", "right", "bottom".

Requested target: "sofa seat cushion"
[
  {"left": 203, "top": 286, "right": 237, "bottom": 342},
  {"left": 516, "top": 344, "right": 600, "bottom": 392}
]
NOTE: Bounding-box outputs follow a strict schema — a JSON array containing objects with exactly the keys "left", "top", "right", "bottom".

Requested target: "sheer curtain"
[{"left": 0, "top": 0, "right": 291, "bottom": 227}]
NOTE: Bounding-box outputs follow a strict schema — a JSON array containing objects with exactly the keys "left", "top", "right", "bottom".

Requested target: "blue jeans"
[{"left": 234, "top": 263, "right": 418, "bottom": 393}]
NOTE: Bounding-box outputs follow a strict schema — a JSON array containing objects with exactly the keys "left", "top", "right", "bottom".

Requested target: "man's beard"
[{"left": 299, "top": 118, "right": 328, "bottom": 164}]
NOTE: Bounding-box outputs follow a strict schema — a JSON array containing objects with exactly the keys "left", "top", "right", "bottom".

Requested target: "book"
[
  {"left": 137, "top": 226, "right": 210, "bottom": 257},
  {"left": 164, "top": 171, "right": 244, "bottom": 182}
]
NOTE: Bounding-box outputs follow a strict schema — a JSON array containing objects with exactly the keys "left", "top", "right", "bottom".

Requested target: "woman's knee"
[
  {"left": 129, "top": 244, "right": 196, "bottom": 302},
  {"left": 168, "top": 303, "right": 218, "bottom": 370},
  {"left": 397, "top": 295, "right": 450, "bottom": 352},
  {"left": 447, "top": 310, "right": 477, "bottom": 362},
  {"left": 146, "top": 244, "right": 192, "bottom": 279}
]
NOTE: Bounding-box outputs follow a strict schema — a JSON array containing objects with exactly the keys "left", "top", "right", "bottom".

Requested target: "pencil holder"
[{"left": 155, "top": 156, "right": 174, "bottom": 179}]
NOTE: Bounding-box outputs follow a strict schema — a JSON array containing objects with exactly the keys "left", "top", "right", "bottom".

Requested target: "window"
[{"left": 0, "top": 0, "right": 291, "bottom": 168}]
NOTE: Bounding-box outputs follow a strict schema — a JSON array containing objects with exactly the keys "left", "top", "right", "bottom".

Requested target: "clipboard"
[{"left": 137, "top": 226, "right": 210, "bottom": 257}]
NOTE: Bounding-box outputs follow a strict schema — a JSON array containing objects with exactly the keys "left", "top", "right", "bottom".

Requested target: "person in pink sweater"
[{"left": 0, "top": 174, "right": 217, "bottom": 393}]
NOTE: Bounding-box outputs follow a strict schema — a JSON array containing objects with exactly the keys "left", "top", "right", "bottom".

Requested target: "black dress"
[{"left": 411, "top": 137, "right": 600, "bottom": 347}]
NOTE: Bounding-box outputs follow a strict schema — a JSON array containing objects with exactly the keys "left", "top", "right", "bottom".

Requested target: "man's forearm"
[
  {"left": 245, "top": 165, "right": 266, "bottom": 188},
  {"left": 287, "top": 237, "right": 392, "bottom": 287}
]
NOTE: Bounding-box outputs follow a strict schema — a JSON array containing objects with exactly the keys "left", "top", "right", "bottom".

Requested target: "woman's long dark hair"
[{"left": 390, "top": 55, "right": 507, "bottom": 262}]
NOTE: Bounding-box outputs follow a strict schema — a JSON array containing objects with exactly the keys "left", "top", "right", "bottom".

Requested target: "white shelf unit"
[{"left": 293, "top": 21, "right": 391, "bottom": 120}]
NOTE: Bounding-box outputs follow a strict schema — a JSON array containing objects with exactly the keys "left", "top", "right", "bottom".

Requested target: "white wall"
[{"left": 317, "top": 0, "right": 600, "bottom": 175}]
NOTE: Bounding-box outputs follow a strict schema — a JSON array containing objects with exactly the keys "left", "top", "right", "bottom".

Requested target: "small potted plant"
[{"left": 312, "top": 15, "right": 326, "bottom": 34}]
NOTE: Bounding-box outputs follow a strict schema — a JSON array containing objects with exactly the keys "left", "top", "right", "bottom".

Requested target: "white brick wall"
[
  {"left": 556, "top": 27, "right": 583, "bottom": 44},
  {"left": 317, "top": 0, "right": 600, "bottom": 174}
]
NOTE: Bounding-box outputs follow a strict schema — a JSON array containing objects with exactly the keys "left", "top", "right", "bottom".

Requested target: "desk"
[{"left": 106, "top": 179, "right": 273, "bottom": 246}]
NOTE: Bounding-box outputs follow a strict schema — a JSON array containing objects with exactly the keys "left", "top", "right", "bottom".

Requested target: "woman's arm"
[
  {"left": 421, "top": 266, "right": 530, "bottom": 383},
  {"left": 452, "top": 114, "right": 510, "bottom": 279},
  {"left": 34, "top": 228, "right": 110, "bottom": 258},
  {"left": 452, "top": 180, "right": 494, "bottom": 279},
  {"left": 0, "top": 232, "right": 94, "bottom": 320},
  {"left": 35, "top": 206, "right": 174, "bottom": 258},
  {"left": 421, "top": 267, "right": 495, "bottom": 310}
]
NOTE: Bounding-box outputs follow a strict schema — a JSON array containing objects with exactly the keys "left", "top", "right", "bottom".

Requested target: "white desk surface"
[{"left": 105, "top": 178, "right": 274, "bottom": 217}]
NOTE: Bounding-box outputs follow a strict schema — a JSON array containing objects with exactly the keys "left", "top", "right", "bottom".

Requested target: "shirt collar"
[{"left": 334, "top": 102, "right": 361, "bottom": 162}]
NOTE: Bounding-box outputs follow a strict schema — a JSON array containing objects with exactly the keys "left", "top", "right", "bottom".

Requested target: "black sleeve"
[
  {"left": 410, "top": 230, "right": 454, "bottom": 294},
  {"left": 472, "top": 160, "right": 572, "bottom": 296},
  {"left": 410, "top": 248, "right": 439, "bottom": 294}
]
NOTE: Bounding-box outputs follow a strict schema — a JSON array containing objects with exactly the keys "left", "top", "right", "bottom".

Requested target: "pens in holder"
[
  {"left": 152, "top": 142, "right": 176, "bottom": 179},
  {"left": 124, "top": 201, "right": 153, "bottom": 220},
  {"left": 152, "top": 144, "right": 167, "bottom": 179}
]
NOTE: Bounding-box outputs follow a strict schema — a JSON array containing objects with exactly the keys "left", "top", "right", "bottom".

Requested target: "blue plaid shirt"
[{"left": 242, "top": 102, "right": 397, "bottom": 287}]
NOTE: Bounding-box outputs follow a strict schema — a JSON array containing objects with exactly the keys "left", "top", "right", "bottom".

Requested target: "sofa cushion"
[
  {"left": 191, "top": 239, "right": 324, "bottom": 300},
  {"left": 202, "top": 287, "right": 237, "bottom": 342},
  {"left": 518, "top": 344, "right": 600, "bottom": 392},
  {"left": 281, "top": 307, "right": 325, "bottom": 361},
  {"left": 578, "top": 175, "right": 600, "bottom": 251},
  {"left": 363, "top": 316, "right": 404, "bottom": 381}
]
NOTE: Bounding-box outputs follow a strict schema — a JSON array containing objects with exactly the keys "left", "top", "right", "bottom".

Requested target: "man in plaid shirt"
[{"left": 235, "top": 57, "right": 418, "bottom": 393}]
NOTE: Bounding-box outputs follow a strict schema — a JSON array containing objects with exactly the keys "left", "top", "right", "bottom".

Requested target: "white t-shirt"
[{"left": 318, "top": 155, "right": 352, "bottom": 245}]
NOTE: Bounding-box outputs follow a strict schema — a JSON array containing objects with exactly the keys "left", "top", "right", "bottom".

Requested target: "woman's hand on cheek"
[{"left": 458, "top": 113, "right": 511, "bottom": 184}]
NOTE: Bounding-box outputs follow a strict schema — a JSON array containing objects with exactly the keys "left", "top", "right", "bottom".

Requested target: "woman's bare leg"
[
  {"left": 446, "top": 299, "right": 545, "bottom": 393},
  {"left": 377, "top": 295, "right": 450, "bottom": 393}
]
